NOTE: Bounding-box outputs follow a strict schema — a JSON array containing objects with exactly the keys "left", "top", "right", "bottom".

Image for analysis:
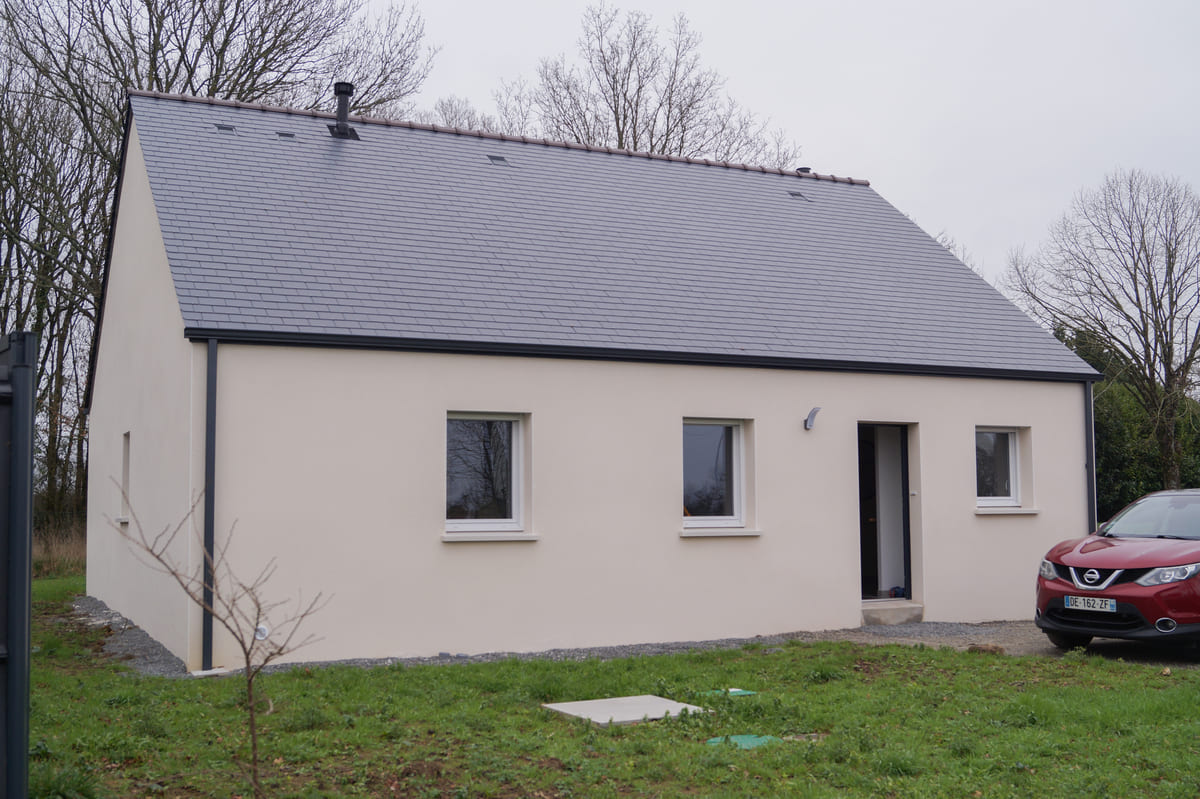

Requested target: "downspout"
[
  {"left": 202, "top": 339, "right": 218, "bottom": 670},
  {"left": 1084, "top": 380, "right": 1097, "bottom": 532}
]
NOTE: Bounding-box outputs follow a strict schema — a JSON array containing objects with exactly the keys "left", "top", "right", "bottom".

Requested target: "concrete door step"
[{"left": 862, "top": 600, "right": 924, "bottom": 626}]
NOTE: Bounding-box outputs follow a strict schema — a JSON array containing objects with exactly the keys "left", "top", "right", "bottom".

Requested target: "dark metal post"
[{"left": 1, "top": 331, "right": 37, "bottom": 799}]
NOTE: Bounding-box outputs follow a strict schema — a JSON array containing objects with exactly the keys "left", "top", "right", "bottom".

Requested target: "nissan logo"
[{"left": 1084, "top": 569, "right": 1102, "bottom": 585}]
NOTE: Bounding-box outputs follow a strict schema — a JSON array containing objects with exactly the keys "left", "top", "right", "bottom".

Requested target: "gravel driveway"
[{"left": 72, "top": 595, "right": 1198, "bottom": 677}]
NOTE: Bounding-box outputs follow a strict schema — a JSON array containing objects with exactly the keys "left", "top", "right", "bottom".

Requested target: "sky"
[{"left": 402, "top": 0, "right": 1200, "bottom": 283}]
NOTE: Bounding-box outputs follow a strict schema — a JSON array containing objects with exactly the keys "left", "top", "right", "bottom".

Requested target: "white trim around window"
[
  {"left": 682, "top": 418, "right": 746, "bottom": 529},
  {"left": 445, "top": 412, "right": 526, "bottom": 535},
  {"left": 975, "top": 426, "right": 1019, "bottom": 507}
]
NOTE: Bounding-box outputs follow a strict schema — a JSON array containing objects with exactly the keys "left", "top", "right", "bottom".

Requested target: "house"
[{"left": 86, "top": 87, "right": 1099, "bottom": 671}]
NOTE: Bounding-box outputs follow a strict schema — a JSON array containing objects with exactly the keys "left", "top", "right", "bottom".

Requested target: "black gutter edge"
[
  {"left": 1084, "top": 380, "right": 1098, "bottom": 532},
  {"left": 182, "top": 328, "right": 1102, "bottom": 384},
  {"left": 83, "top": 95, "right": 136, "bottom": 414},
  {"left": 202, "top": 339, "right": 217, "bottom": 671}
]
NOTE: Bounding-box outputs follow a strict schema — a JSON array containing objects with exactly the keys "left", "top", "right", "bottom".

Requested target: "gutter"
[
  {"left": 1084, "top": 380, "right": 1098, "bottom": 532},
  {"left": 182, "top": 328, "right": 1102, "bottom": 385}
]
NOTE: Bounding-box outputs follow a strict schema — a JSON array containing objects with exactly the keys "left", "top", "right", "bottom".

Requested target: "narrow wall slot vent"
[
  {"left": 214, "top": 124, "right": 236, "bottom": 134},
  {"left": 487, "top": 155, "right": 511, "bottom": 166},
  {"left": 788, "top": 190, "right": 811, "bottom": 201},
  {"left": 276, "top": 131, "right": 296, "bottom": 140}
]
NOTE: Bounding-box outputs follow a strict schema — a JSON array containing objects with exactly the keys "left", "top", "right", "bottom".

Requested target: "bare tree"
[
  {"left": 0, "top": 52, "right": 103, "bottom": 526},
  {"left": 3, "top": 0, "right": 437, "bottom": 168},
  {"left": 0, "top": 0, "right": 436, "bottom": 529},
  {"left": 1006, "top": 169, "right": 1200, "bottom": 488},
  {"left": 412, "top": 94, "right": 500, "bottom": 131},
  {"left": 112, "top": 494, "right": 326, "bottom": 797},
  {"left": 935, "top": 230, "right": 982, "bottom": 276},
  {"left": 475, "top": 4, "right": 799, "bottom": 168}
]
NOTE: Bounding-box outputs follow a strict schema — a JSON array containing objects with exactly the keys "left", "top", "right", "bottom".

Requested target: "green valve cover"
[{"left": 705, "top": 734, "right": 781, "bottom": 749}]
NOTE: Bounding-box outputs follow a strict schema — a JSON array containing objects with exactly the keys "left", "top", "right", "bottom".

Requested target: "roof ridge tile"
[{"left": 126, "top": 88, "right": 869, "bottom": 184}]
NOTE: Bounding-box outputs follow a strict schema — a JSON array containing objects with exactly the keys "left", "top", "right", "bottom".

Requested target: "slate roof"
[{"left": 121, "top": 91, "right": 1096, "bottom": 381}]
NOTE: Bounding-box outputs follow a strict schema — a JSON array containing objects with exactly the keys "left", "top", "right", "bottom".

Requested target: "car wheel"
[{"left": 1045, "top": 631, "right": 1092, "bottom": 650}]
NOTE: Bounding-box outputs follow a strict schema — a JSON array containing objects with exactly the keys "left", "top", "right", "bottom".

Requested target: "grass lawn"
[{"left": 29, "top": 576, "right": 1200, "bottom": 798}]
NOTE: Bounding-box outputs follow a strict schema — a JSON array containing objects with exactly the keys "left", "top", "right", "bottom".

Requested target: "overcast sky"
[{"left": 405, "top": 0, "right": 1200, "bottom": 283}]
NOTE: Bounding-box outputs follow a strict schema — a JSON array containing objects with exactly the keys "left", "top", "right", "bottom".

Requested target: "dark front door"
[{"left": 858, "top": 424, "right": 911, "bottom": 600}]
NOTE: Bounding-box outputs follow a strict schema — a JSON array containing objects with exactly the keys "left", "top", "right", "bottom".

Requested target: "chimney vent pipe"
[{"left": 332, "top": 82, "right": 355, "bottom": 138}]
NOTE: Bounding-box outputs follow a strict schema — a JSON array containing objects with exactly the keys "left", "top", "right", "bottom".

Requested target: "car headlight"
[
  {"left": 1136, "top": 562, "right": 1200, "bottom": 586},
  {"left": 1038, "top": 559, "right": 1058, "bottom": 581}
]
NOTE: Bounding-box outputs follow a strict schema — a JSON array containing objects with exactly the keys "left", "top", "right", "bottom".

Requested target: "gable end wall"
[{"left": 86, "top": 121, "right": 205, "bottom": 666}]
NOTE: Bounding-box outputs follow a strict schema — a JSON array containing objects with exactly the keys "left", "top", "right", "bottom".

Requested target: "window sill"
[
  {"left": 975, "top": 507, "right": 1039, "bottom": 516},
  {"left": 442, "top": 532, "right": 539, "bottom": 543},
  {"left": 680, "top": 528, "right": 762, "bottom": 538}
]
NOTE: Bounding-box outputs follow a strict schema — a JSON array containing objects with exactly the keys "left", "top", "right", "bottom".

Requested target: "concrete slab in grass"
[{"left": 542, "top": 695, "right": 707, "bottom": 727}]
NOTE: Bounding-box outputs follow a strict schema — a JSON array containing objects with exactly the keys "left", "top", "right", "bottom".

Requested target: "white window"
[
  {"left": 446, "top": 413, "right": 523, "bottom": 532},
  {"left": 683, "top": 419, "right": 744, "bottom": 527},
  {"left": 116, "top": 431, "right": 131, "bottom": 525},
  {"left": 976, "top": 428, "right": 1018, "bottom": 506}
]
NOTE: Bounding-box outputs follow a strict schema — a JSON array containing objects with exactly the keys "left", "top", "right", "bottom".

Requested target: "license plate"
[{"left": 1065, "top": 595, "right": 1116, "bottom": 612}]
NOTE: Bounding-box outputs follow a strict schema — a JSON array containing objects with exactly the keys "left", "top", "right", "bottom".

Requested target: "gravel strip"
[
  {"left": 72, "top": 595, "right": 1056, "bottom": 678},
  {"left": 73, "top": 595, "right": 188, "bottom": 677}
]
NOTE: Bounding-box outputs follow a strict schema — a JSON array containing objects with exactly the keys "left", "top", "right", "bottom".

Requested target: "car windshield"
[{"left": 1103, "top": 494, "right": 1200, "bottom": 539}]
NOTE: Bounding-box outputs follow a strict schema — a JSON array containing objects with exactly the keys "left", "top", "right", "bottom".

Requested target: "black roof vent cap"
[{"left": 330, "top": 82, "right": 358, "bottom": 139}]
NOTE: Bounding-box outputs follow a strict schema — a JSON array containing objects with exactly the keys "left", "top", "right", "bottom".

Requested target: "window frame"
[
  {"left": 445, "top": 412, "right": 525, "bottom": 534},
  {"left": 975, "top": 426, "right": 1019, "bottom": 507},
  {"left": 116, "top": 431, "right": 131, "bottom": 526},
  {"left": 682, "top": 418, "right": 746, "bottom": 529}
]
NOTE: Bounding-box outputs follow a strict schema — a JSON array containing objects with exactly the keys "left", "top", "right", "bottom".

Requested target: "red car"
[{"left": 1036, "top": 490, "right": 1200, "bottom": 650}]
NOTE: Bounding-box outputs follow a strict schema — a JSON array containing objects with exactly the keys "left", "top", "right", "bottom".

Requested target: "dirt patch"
[
  {"left": 397, "top": 760, "right": 445, "bottom": 780},
  {"left": 804, "top": 619, "right": 1200, "bottom": 668},
  {"left": 789, "top": 620, "right": 1058, "bottom": 656}
]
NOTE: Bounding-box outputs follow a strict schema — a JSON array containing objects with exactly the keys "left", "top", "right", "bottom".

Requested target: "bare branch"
[
  {"left": 1, "top": 0, "right": 437, "bottom": 531},
  {"left": 1005, "top": 169, "right": 1200, "bottom": 488},
  {"left": 411, "top": 95, "right": 500, "bottom": 132},
  {"left": 480, "top": 4, "right": 800, "bottom": 168},
  {"left": 107, "top": 484, "right": 327, "bottom": 796}
]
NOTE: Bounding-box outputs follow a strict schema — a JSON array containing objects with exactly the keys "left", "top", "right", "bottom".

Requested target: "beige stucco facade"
[
  {"left": 87, "top": 131, "right": 1093, "bottom": 670},
  {"left": 86, "top": 122, "right": 208, "bottom": 663}
]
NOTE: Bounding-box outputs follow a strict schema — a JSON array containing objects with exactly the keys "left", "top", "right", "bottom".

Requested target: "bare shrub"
[
  {"left": 111, "top": 493, "right": 326, "bottom": 797},
  {"left": 33, "top": 519, "right": 86, "bottom": 577}
]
